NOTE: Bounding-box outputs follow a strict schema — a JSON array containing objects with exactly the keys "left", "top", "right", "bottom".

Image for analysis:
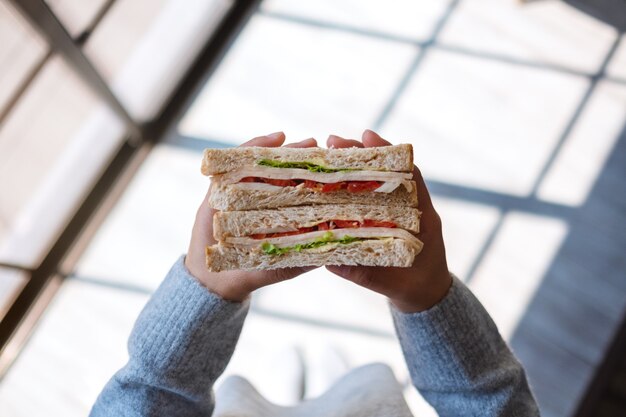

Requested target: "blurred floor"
[{"left": 1, "top": 1, "right": 625, "bottom": 416}]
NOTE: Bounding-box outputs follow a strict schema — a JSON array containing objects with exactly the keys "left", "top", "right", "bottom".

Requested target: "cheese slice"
[
  {"left": 225, "top": 227, "right": 423, "bottom": 251},
  {"left": 221, "top": 166, "right": 413, "bottom": 184}
]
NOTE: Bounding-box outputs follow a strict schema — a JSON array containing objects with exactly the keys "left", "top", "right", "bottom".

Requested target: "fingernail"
[{"left": 267, "top": 132, "right": 283, "bottom": 139}]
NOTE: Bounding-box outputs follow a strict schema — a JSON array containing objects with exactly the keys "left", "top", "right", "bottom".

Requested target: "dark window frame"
[{"left": 0, "top": 0, "right": 261, "bottom": 377}]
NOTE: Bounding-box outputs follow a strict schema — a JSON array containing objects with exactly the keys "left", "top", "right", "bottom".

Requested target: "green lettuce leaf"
[
  {"left": 257, "top": 159, "right": 356, "bottom": 173},
  {"left": 261, "top": 233, "right": 362, "bottom": 256}
]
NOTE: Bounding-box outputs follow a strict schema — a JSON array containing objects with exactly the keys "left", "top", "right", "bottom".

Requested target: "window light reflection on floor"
[
  {"left": 538, "top": 81, "right": 626, "bottom": 206},
  {"left": 468, "top": 212, "right": 569, "bottom": 340}
]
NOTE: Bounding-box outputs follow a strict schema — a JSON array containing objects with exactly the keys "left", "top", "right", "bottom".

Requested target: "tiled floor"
[
  {"left": 0, "top": 1, "right": 46, "bottom": 115},
  {"left": 379, "top": 48, "right": 588, "bottom": 195},
  {"left": 608, "top": 34, "right": 626, "bottom": 79},
  {"left": 0, "top": 280, "right": 148, "bottom": 417},
  {"left": 537, "top": 80, "right": 626, "bottom": 205},
  {"left": 74, "top": 145, "right": 204, "bottom": 291},
  {"left": 179, "top": 14, "right": 418, "bottom": 143},
  {"left": 0, "top": 56, "right": 101, "bottom": 236},
  {"left": 437, "top": 0, "right": 616, "bottom": 73},
  {"left": 1, "top": 1, "right": 626, "bottom": 416},
  {"left": 261, "top": 0, "right": 451, "bottom": 41}
]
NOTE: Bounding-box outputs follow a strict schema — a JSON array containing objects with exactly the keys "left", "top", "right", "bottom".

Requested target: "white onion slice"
[{"left": 374, "top": 181, "right": 400, "bottom": 193}]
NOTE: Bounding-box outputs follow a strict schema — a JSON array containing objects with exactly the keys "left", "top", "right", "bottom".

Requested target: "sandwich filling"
[
  {"left": 256, "top": 159, "right": 356, "bottom": 173},
  {"left": 225, "top": 228, "right": 423, "bottom": 255},
  {"left": 248, "top": 219, "right": 397, "bottom": 239},
  {"left": 261, "top": 234, "right": 363, "bottom": 256},
  {"left": 220, "top": 163, "right": 414, "bottom": 194}
]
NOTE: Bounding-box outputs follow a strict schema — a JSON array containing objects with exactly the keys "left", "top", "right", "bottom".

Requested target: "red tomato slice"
[
  {"left": 346, "top": 181, "right": 381, "bottom": 193},
  {"left": 270, "top": 231, "right": 300, "bottom": 237},
  {"left": 263, "top": 178, "right": 297, "bottom": 187},
  {"left": 250, "top": 233, "right": 266, "bottom": 239},
  {"left": 240, "top": 177, "right": 257, "bottom": 183},
  {"left": 362, "top": 219, "right": 397, "bottom": 228},
  {"left": 317, "top": 222, "right": 331, "bottom": 231},
  {"left": 333, "top": 220, "right": 360, "bottom": 228},
  {"left": 268, "top": 227, "right": 315, "bottom": 238},
  {"left": 321, "top": 182, "right": 344, "bottom": 193}
]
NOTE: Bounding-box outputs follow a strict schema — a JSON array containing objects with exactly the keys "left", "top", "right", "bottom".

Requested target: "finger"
[
  {"left": 246, "top": 266, "right": 318, "bottom": 288},
  {"left": 325, "top": 265, "right": 389, "bottom": 294},
  {"left": 327, "top": 134, "right": 364, "bottom": 149},
  {"left": 207, "top": 208, "right": 218, "bottom": 245},
  {"left": 195, "top": 191, "right": 218, "bottom": 245},
  {"left": 187, "top": 194, "right": 216, "bottom": 271},
  {"left": 412, "top": 165, "right": 434, "bottom": 212},
  {"left": 361, "top": 129, "right": 392, "bottom": 147},
  {"left": 285, "top": 138, "right": 318, "bottom": 148},
  {"left": 241, "top": 132, "right": 286, "bottom": 147},
  {"left": 274, "top": 266, "right": 318, "bottom": 281}
]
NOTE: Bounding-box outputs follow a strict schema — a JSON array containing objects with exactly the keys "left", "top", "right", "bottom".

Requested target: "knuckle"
[
  {"left": 270, "top": 268, "right": 292, "bottom": 283},
  {"left": 352, "top": 268, "right": 375, "bottom": 288}
]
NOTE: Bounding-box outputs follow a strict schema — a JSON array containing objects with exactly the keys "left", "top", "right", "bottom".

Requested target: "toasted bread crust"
[
  {"left": 213, "top": 205, "right": 420, "bottom": 239},
  {"left": 201, "top": 144, "right": 413, "bottom": 175},
  {"left": 206, "top": 238, "right": 420, "bottom": 271}
]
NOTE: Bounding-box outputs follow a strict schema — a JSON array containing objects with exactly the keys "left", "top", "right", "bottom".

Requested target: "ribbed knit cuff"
[
  {"left": 391, "top": 275, "right": 512, "bottom": 390},
  {"left": 126, "top": 256, "right": 249, "bottom": 391}
]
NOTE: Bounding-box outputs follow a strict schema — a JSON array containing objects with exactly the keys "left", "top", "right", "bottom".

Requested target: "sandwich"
[
  {"left": 202, "top": 144, "right": 417, "bottom": 210},
  {"left": 206, "top": 204, "right": 423, "bottom": 271}
]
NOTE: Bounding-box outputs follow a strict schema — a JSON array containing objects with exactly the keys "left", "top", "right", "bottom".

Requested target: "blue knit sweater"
[{"left": 90, "top": 257, "right": 540, "bottom": 416}]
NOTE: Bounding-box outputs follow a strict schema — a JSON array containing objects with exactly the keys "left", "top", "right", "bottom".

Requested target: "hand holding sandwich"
[
  {"left": 185, "top": 132, "right": 318, "bottom": 301},
  {"left": 326, "top": 130, "right": 452, "bottom": 313},
  {"left": 187, "top": 130, "right": 451, "bottom": 311},
  {"left": 95, "top": 131, "right": 539, "bottom": 417}
]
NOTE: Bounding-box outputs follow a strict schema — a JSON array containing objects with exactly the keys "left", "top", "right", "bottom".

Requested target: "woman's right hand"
[{"left": 326, "top": 130, "right": 452, "bottom": 313}]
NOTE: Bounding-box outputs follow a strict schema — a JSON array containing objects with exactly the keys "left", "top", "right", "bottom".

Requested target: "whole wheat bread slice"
[
  {"left": 208, "top": 181, "right": 417, "bottom": 210},
  {"left": 206, "top": 238, "right": 420, "bottom": 271},
  {"left": 213, "top": 205, "right": 420, "bottom": 239},
  {"left": 201, "top": 144, "right": 413, "bottom": 175}
]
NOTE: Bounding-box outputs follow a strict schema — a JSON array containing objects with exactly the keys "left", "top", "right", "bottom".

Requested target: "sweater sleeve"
[
  {"left": 391, "top": 275, "right": 540, "bottom": 417},
  {"left": 90, "top": 256, "right": 249, "bottom": 417}
]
